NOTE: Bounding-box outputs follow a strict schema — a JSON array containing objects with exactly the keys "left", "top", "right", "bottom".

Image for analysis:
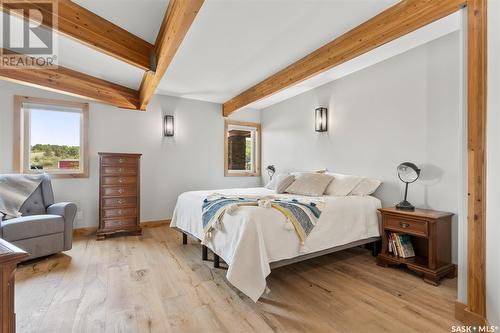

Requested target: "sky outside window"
[
  {"left": 29, "top": 108, "right": 81, "bottom": 171},
  {"left": 30, "top": 109, "right": 81, "bottom": 146}
]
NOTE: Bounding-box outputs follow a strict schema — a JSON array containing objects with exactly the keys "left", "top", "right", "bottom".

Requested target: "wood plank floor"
[{"left": 15, "top": 226, "right": 458, "bottom": 333}]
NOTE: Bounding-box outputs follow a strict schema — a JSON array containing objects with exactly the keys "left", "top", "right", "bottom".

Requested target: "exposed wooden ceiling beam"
[
  {"left": 0, "top": 52, "right": 140, "bottom": 109},
  {"left": 2, "top": 0, "right": 154, "bottom": 70},
  {"left": 222, "top": 0, "right": 467, "bottom": 116},
  {"left": 138, "top": 0, "right": 205, "bottom": 110}
]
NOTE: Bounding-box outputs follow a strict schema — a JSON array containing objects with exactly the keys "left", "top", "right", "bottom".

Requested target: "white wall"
[
  {"left": 260, "top": 32, "right": 462, "bottom": 263},
  {"left": 0, "top": 81, "right": 261, "bottom": 228},
  {"left": 486, "top": 0, "right": 500, "bottom": 326}
]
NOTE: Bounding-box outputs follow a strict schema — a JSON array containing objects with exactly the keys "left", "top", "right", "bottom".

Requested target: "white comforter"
[{"left": 170, "top": 187, "right": 381, "bottom": 302}]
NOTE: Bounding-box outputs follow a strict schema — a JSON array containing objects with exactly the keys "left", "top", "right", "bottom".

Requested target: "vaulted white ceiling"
[
  {"left": 156, "top": 0, "right": 399, "bottom": 103},
  {"left": 2, "top": 0, "right": 462, "bottom": 110}
]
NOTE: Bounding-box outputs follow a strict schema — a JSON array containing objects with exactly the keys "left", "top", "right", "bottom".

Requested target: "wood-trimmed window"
[
  {"left": 224, "top": 120, "right": 261, "bottom": 177},
  {"left": 13, "top": 96, "right": 89, "bottom": 178}
]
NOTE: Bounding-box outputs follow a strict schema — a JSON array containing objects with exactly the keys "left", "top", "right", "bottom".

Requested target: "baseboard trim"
[
  {"left": 141, "top": 219, "right": 171, "bottom": 228},
  {"left": 73, "top": 226, "right": 98, "bottom": 237},
  {"left": 73, "top": 219, "right": 171, "bottom": 237},
  {"left": 455, "top": 301, "right": 488, "bottom": 326}
]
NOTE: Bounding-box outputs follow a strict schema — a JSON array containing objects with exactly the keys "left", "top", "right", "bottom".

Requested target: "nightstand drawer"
[{"left": 385, "top": 216, "right": 428, "bottom": 237}]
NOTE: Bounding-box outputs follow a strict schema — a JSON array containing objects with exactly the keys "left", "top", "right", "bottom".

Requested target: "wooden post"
[{"left": 466, "top": 0, "right": 487, "bottom": 317}]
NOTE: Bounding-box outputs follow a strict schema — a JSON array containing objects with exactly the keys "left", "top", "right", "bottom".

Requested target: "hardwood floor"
[{"left": 15, "top": 226, "right": 458, "bottom": 333}]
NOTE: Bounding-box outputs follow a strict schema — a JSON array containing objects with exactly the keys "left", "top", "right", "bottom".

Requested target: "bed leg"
[
  {"left": 213, "top": 253, "right": 220, "bottom": 268},
  {"left": 202, "top": 245, "right": 208, "bottom": 261},
  {"left": 182, "top": 233, "right": 187, "bottom": 245},
  {"left": 372, "top": 240, "right": 381, "bottom": 257}
]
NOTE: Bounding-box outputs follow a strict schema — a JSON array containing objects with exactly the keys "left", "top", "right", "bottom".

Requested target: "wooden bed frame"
[{"left": 175, "top": 228, "right": 381, "bottom": 269}]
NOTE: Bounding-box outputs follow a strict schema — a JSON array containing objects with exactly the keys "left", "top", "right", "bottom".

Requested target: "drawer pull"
[
  {"left": 118, "top": 199, "right": 125, "bottom": 204},
  {"left": 118, "top": 159, "right": 124, "bottom": 164},
  {"left": 118, "top": 189, "right": 124, "bottom": 194},
  {"left": 118, "top": 210, "right": 123, "bottom": 215},
  {"left": 118, "top": 178, "right": 123, "bottom": 183},
  {"left": 400, "top": 222, "right": 410, "bottom": 228},
  {"left": 119, "top": 168, "right": 123, "bottom": 172}
]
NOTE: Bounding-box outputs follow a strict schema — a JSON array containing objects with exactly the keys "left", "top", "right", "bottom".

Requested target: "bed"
[{"left": 170, "top": 187, "right": 381, "bottom": 302}]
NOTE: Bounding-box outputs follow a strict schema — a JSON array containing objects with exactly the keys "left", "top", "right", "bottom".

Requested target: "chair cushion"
[
  {"left": 1, "top": 215, "right": 64, "bottom": 241},
  {"left": 19, "top": 186, "right": 47, "bottom": 216}
]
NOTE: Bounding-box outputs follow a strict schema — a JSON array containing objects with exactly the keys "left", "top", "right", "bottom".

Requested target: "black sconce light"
[
  {"left": 164, "top": 115, "right": 174, "bottom": 137},
  {"left": 315, "top": 107, "right": 328, "bottom": 132},
  {"left": 396, "top": 162, "right": 421, "bottom": 211}
]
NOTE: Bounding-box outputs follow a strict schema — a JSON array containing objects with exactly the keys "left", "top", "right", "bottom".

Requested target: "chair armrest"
[{"left": 47, "top": 202, "right": 77, "bottom": 251}]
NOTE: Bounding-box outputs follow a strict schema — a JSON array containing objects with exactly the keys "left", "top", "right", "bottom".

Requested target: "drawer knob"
[
  {"left": 118, "top": 189, "right": 124, "bottom": 194},
  {"left": 118, "top": 199, "right": 125, "bottom": 204},
  {"left": 118, "top": 178, "right": 123, "bottom": 183},
  {"left": 118, "top": 159, "right": 124, "bottom": 163},
  {"left": 400, "top": 222, "right": 410, "bottom": 228},
  {"left": 118, "top": 210, "right": 122, "bottom": 215}
]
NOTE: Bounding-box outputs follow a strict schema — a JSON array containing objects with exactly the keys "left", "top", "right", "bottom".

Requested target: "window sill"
[
  {"left": 25, "top": 171, "right": 89, "bottom": 179},
  {"left": 224, "top": 172, "right": 261, "bottom": 177}
]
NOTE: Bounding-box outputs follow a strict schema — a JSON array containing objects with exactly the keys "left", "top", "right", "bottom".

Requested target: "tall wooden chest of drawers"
[{"left": 97, "top": 152, "right": 142, "bottom": 240}]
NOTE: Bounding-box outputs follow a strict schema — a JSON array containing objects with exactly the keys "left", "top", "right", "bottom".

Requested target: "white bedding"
[{"left": 170, "top": 187, "right": 381, "bottom": 302}]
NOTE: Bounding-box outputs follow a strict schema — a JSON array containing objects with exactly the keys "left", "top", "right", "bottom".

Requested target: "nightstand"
[{"left": 376, "top": 207, "right": 455, "bottom": 285}]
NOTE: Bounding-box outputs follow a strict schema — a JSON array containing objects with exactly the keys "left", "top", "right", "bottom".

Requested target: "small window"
[
  {"left": 224, "top": 120, "right": 260, "bottom": 177},
  {"left": 14, "top": 96, "right": 89, "bottom": 178}
]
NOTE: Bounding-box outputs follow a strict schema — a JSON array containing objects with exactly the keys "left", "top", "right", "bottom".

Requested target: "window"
[
  {"left": 14, "top": 96, "right": 89, "bottom": 178},
  {"left": 224, "top": 120, "right": 260, "bottom": 177}
]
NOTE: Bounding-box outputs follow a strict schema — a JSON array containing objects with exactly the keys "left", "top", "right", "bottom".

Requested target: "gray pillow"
[
  {"left": 265, "top": 173, "right": 289, "bottom": 190},
  {"left": 275, "top": 175, "right": 296, "bottom": 194},
  {"left": 285, "top": 173, "right": 334, "bottom": 197}
]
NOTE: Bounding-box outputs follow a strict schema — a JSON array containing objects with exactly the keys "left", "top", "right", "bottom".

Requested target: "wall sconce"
[
  {"left": 164, "top": 115, "right": 174, "bottom": 137},
  {"left": 315, "top": 107, "right": 328, "bottom": 132}
]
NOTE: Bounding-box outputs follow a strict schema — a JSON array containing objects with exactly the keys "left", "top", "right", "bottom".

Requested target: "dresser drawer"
[
  {"left": 101, "top": 176, "right": 137, "bottom": 186},
  {"left": 385, "top": 216, "right": 428, "bottom": 237},
  {"left": 101, "top": 166, "right": 137, "bottom": 176},
  {"left": 101, "top": 156, "right": 138, "bottom": 166},
  {"left": 102, "top": 207, "right": 137, "bottom": 218},
  {"left": 102, "top": 186, "right": 137, "bottom": 197},
  {"left": 102, "top": 197, "right": 137, "bottom": 208},
  {"left": 102, "top": 218, "right": 137, "bottom": 230}
]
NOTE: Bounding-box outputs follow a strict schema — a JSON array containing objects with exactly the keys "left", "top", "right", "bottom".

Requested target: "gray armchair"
[{"left": 0, "top": 174, "right": 76, "bottom": 261}]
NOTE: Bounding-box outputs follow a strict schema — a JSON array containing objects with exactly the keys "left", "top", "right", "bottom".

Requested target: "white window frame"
[{"left": 13, "top": 95, "right": 89, "bottom": 178}]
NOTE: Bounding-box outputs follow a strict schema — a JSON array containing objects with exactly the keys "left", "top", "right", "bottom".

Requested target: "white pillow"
[
  {"left": 324, "top": 173, "right": 363, "bottom": 196},
  {"left": 350, "top": 178, "right": 382, "bottom": 196},
  {"left": 285, "top": 173, "right": 334, "bottom": 197}
]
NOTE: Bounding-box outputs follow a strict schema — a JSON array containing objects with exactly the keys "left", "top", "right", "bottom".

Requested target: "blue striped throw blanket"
[{"left": 202, "top": 194, "right": 325, "bottom": 253}]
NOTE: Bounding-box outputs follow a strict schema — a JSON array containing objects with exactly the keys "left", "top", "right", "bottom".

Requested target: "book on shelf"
[
  {"left": 387, "top": 233, "right": 415, "bottom": 258},
  {"left": 398, "top": 234, "right": 415, "bottom": 258}
]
